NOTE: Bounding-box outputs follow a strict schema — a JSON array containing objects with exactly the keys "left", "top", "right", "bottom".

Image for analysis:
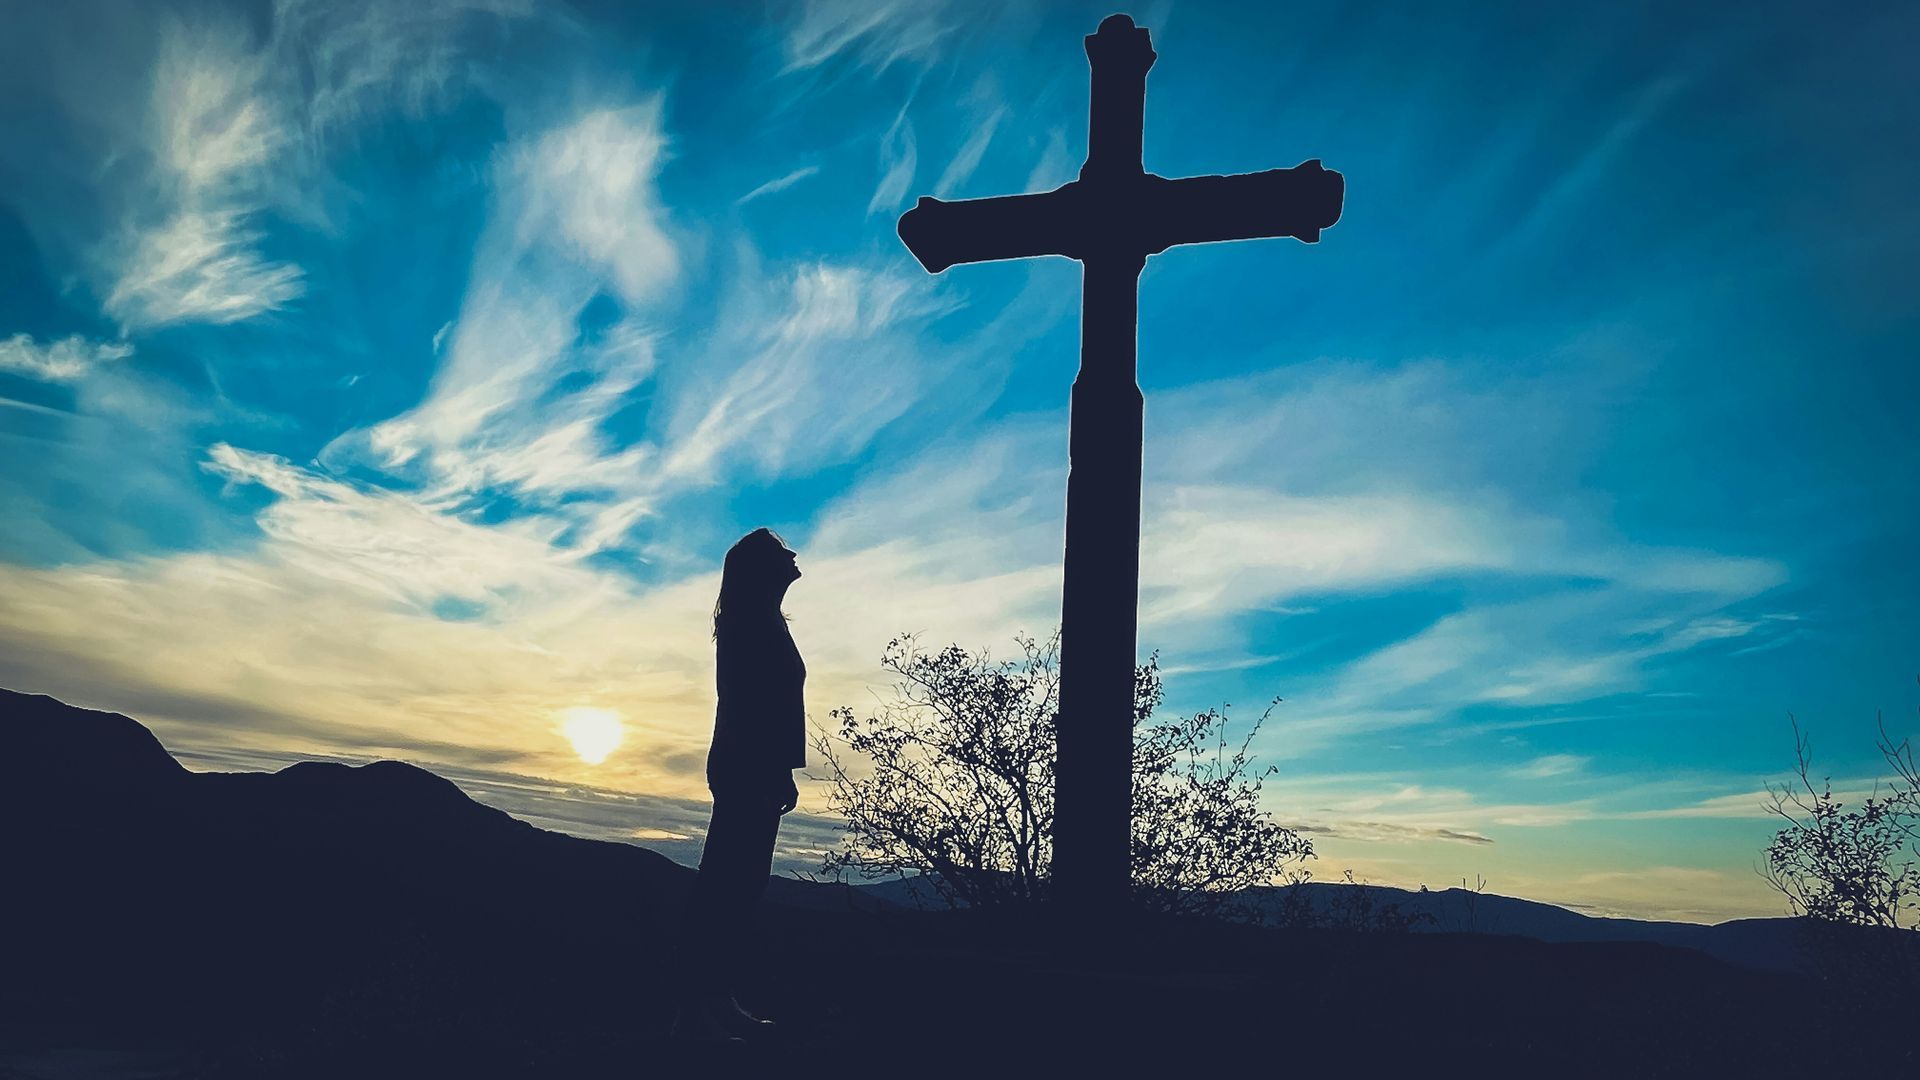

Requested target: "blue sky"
[{"left": 1, "top": 0, "right": 1914, "bottom": 922}]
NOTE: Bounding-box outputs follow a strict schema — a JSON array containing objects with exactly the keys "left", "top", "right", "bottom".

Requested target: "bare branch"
[{"left": 811, "top": 632, "right": 1312, "bottom": 917}]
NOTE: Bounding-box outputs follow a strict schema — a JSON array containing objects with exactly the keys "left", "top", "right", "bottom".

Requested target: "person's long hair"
[{"left": 712, "top": 528, "right": 790, "bottom": 640}]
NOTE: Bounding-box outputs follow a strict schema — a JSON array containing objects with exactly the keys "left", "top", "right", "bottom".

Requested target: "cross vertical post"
[
  {"left": 1051, "top": 15, "right": 1156, "bottom": 919},
  {"left": 1054, "top": 254, "right": 1144, "bottom": 916},
  {"left": 895, "top": 13, "right": 1344, "bottom": 921}
]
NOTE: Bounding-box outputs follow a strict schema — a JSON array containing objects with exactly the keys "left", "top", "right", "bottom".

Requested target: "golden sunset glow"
[{"left": 558, "top": 707, "right": 625, "bottom": 765}]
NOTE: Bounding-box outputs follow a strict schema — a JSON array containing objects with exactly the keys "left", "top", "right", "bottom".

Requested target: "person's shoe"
[
  {"left": 724, "top": 997, "right": 776, "bottom": 1037},
  {"left": 670, "top": 998, "right": 746, "bottom": 1043}
]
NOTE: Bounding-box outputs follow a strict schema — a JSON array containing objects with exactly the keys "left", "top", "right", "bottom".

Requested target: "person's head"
[{"left": 712, "top": 528, "right": 800, "bottom": 636}]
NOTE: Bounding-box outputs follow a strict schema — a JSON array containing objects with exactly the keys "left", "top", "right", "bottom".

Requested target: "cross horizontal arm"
[
  {"left": 897, "top": 187, "right": 1082, "bottom": 274},
  {"left": 896, "top": 159, "right": 1343, "bottom": 274},
  {"left": 1141, "top": 160, "right": 1344, "bottom": 254}
]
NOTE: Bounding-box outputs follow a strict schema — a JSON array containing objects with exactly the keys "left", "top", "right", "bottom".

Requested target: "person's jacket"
[{"left": 708, "top": 614, "right": 806, "bottom": 789}]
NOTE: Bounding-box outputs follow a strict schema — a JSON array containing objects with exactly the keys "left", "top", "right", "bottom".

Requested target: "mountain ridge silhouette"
[
  {"left": 825, "top": 871, "right": 1809, "bottom": 972},
  {"left": 0, "top": 684, "right": 1800, "bottom": 960},
  {"left": 4, "top": 686, "right": 1912, "bottom": 1076}
]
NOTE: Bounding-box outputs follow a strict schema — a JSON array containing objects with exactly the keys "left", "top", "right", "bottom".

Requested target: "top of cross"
[{"left": 895, "top": 13, "right": 1342, "bottom": 274}]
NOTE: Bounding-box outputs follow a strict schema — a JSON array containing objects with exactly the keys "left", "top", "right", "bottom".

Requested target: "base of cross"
[{"left": 1041, "top": 896, "right": 1147, "bottom": 962}]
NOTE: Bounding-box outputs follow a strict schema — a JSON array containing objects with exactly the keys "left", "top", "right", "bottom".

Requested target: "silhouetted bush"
[
  {"left": 1762, "top": 709, "right": 1919, "bottom": 930},
  {"left": 812, "top": 632, "right": 1311, "bottom": 917}
]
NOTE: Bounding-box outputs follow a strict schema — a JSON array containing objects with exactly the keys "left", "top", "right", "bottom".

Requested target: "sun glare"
[{"left": 559, "top": 707, "right": 625, "bottom": 765}]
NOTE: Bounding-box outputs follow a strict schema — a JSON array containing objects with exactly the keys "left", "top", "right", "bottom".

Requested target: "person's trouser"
[{"left": 679, "top": 792, "right": 782, "bottom": 996}]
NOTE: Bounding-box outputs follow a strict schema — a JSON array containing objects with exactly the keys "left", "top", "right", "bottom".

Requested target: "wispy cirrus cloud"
[
  {"left": 867, "top": 106, "right": 918, "bottom": 216},
  {"left": 321, "top": 102, "right": 676, "bottom": 557},
  {"left": 104, "top": 21, "right": 303, "bottom": 330},
  {"left": 15, "top": 0, "right": 549, "bottom": 332},
  {"left": 0, "top": 334, "right": 132, "bottom": 383},
  {"left": 737, "top": 165, "right": 820, "bottom": 206},
  {"left": 661, "top": 260, "right": 957, "bottom": 486},
  {"left": 1295, "top": 820, "right": 1496, "bottom": 846},
  {"left": 517, "top": 103, "right": 680, "bottom": 305},
  {"left": 321, "top": 94, "right": 957, "bottom": 564},
  {"left": 1266, "top": 775, "right": 1600, "bottom": 849},
  {"left": 1022, "top": 128, "right": 1074, "bottom": 192},
  {"left": 1615, "top": 791, "right": 1775, "bottom": 820},
  {"left": 1610, "top": 780, "right": 1896, "bottom": 823},
  {"left": 781, "top": 0, "right": 954, "bottom": 74},
  {"left": 272, "top": 0, "right": 546, "bottom": 139},
  {"left": 932, "top": 104, "right": 1006, "bottom": 197},
  {"left": 202, "top": 443, "right": 596, "bottom": 610},
  {"left": 1552, "top": 867, "right": 1760, "bottom": 921},
  {"left": 1509, "top": 753, "right": 1589, "bottom": 779}
]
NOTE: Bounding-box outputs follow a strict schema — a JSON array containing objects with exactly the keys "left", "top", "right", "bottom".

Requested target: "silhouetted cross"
[{"left": 896, "top": 13, "right": 1343, "bottom": 917}]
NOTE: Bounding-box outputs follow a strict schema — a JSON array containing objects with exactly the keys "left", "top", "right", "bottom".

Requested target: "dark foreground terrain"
[{"left": 3, "top": 689, "right": 1914, "bottom": 1078}]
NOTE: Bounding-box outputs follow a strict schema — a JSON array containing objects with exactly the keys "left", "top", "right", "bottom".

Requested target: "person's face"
[{"left": 776, "top": 541, "right": 801, "bottom": 583}]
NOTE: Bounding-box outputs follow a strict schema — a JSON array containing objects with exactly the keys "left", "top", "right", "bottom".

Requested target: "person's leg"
[
  {"left": 689, "top": 793, "right": 785, "bottom": 956},
  {"left": 704, "top": 795, "right": 783, "bottom": 980},
  {"left": 684, "top": 795, "right": 755, "bottom": 990},
  {"left": 672, "top": 794, "right": 760, "bottom": 1040},
  {"left": 734, "top": 795, "right": 781, "bottom": 909},
  {"left": 722, "top": 799, "right": 782, "bottom": 1018}
]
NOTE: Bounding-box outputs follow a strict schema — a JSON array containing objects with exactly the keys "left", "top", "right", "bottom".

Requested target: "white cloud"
[
  {"left": 1609, "top": 781, "right": 1890, "bottom": 822},
  {"left": 323, "top": 104, "right": 676, "bottom": 557},
  {"left": 0, "top": 334, "right": 133, "bottom": 383},
  {"left": 868, "top": 108, "right": 918, "bottom": 216},
  {"left": 203, "top": 443, "right": 591, "bottom": 610},
  {"left": 108, "top": 208, "right": 306, "bottom": 328},
  {"left": 1491, "top": 74, "right": 1690, "bottom": 263},
  {"left": 1509, "top": 753, "right": 1588, "bottom": 779},
  {"left": 83, "top": 1, "right": 550, "bottom": 331},
  {"left": 0, "top": 397, "right": 67, "bottom": 418},
  {"left": 1138, "top": 486, "right": 1534, "bottom": 631},
  {"left": 933, "top": 105, "right": 1006, "bottom": 197},
  {"left": 1527, "top": 866, "right": 1780, "bottom": 923},
  {"left": 660, "top": 260, "right": 957, "bottom": 485},
  {"left": 152, "top": 49, "right": 282, "bottom": 192},
  {"left": 1267, "top": 775, "right": 1602, "bottom": 849},
  {"left": 318, "top": 92, "right": 958, "bottom": 574},
  {"left": 1270, "top": 580, "right": 1780, "bottom": 752},
  {"left": 737, "top": 165, "right": 821, "bottom": 206},
  {"left": 782, "top": 0, "right": 953, "bottom": 73},
  {"left": 104, "top": 22, "right": 303, "bottom": 330},
  {"left": 518, "top": 103, "right": 679, "bottom": 305},
  {"left": 272, "top": 0, "right": 542, "bottom": 138},
  {"left": 1615, "top": 791, "right": 1774, "bottom": 820},
  {"left": 1023, "top": 127, "right": 1074, "bottom": 193},
  {"left": 1298, "top": 821, "right": 1496, "bottom": 845}
]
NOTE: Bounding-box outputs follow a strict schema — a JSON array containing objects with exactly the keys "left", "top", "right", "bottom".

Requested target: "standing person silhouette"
[{"left": 671, "top": 528, "right": 805, "bottom": 1041}]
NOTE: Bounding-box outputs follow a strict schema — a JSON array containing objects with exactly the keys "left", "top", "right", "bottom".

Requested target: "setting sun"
[{"left": 558, "top": 707, "right": 625, "bottom": 765}]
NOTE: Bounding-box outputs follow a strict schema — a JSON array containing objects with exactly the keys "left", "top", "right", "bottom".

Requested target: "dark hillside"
[{"left": 2, "top": 689, "right": 1911, "bottom": 1078}]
